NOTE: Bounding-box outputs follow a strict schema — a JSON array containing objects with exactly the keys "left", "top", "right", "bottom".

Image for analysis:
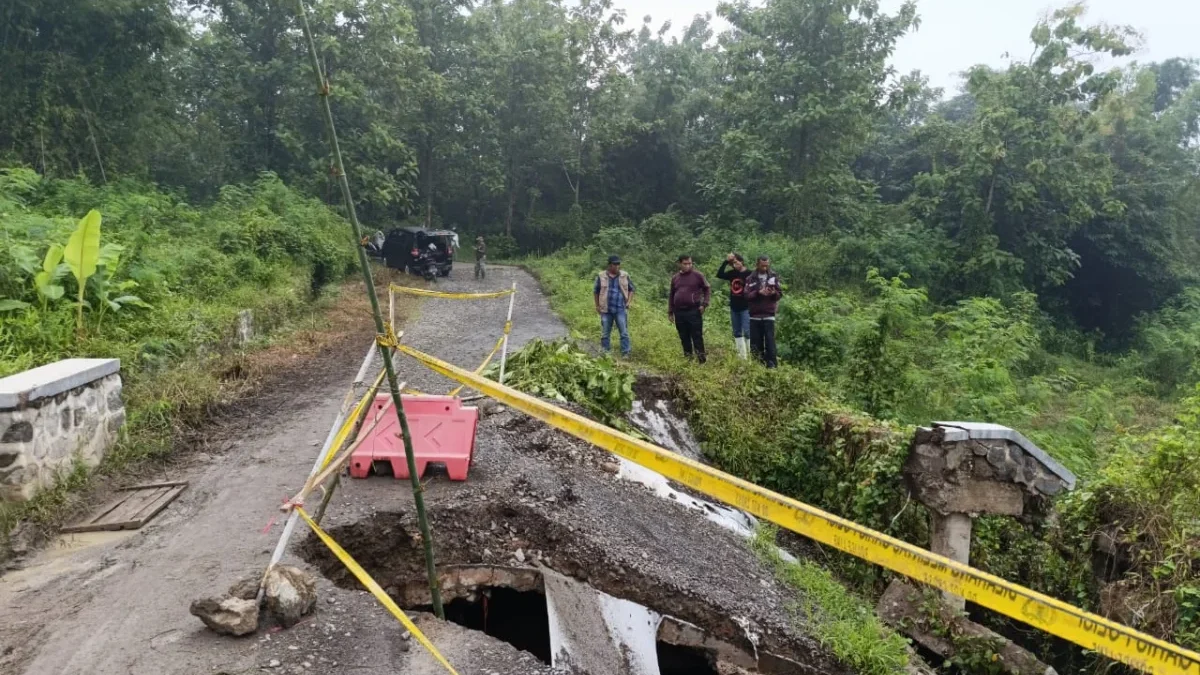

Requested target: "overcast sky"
[{"left": 619, "top": 0, "right": 1200, "bottom": 95}]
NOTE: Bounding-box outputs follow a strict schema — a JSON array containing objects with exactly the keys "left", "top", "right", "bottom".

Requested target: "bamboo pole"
[{"left": 292, "top": 0, "right": 444, "bottom": 619}]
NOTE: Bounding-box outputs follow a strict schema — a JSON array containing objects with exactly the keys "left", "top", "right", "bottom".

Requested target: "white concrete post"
[
  {"left": 930, "top": 512, "right": 973, "bottom": 612},
  {"left": 498, "top": 281, "right": 516, "bottom": 385}
]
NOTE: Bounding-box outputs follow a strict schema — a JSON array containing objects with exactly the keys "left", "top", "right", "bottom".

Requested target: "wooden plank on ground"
[
  {"left": 62, "top": 483, "right": 187, "bottom": 534},
  {"left": 117, "top": 481, "right": 189, "bottom": 491}
]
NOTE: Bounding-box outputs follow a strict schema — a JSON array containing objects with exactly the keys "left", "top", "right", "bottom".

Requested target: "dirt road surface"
[{"left": 0, "top": 265, "right": 850, "bottom": 675}]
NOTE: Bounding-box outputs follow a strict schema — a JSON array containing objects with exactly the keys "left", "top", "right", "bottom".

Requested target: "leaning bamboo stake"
[
  {"left": 292, "top": 0, "right": 444, "bottom": 619},
  {"left": 287, "top": 391, "right": 396, "bottom": 509},
  {"left": 315, "top": 371, "right": 388, "bottom": 524}
]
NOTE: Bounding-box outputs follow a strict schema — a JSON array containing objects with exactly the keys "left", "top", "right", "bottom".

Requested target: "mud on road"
[{"left": 0, "top": 264, "right": 851, "bottom": 675}]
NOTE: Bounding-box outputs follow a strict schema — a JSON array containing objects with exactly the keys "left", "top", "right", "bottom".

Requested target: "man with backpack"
[{"left": 744, "top": 255, "right": 782, "bottom": 368}]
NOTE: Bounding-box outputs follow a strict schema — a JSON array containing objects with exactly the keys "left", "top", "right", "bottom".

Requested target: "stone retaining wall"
[{"left": 0, "top": 359, "right": 125, "bottom": 502}]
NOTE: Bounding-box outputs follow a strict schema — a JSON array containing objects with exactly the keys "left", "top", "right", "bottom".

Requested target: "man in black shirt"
[{"left": 716, "top": 253, "right": 751, "bottom": 359}]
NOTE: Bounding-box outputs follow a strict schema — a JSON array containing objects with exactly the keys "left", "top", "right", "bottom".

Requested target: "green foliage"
[
  {"left": 484, "top": 339, "right": 635, "bottom": 429},
  {"left": 1129, "top": 289, "right": 1200, "bottom": 393},
  {"left": 63, "top": 210, "right": 103, "bottom": 331},
  {"left": 751, "top": 524, "right": 911, "bottom": 675},
  {"left": 0, "top": 172, "right": 354, "bottom": 378},
  {"left": 0, "top": 172, "right": 357, "bottom": 558},
  {"left": 845, "top": 271, "right": 928, "bottom": 417},
  {"left": 1048, "top": 386, "right": 1200, "bottom": 651}
]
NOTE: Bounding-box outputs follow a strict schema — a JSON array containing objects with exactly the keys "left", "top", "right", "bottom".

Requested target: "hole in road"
[
  {"left": 299, "top": 505, "right": 821, "bottom": 672},
  {"left": 418, "top": 587, "right": 552, "bottom": 664},
  {"left": 657, "top": 641, "right": 720, "bottom": 675}
]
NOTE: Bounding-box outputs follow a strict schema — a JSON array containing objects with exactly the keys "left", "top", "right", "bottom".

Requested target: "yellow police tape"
[
  {"left": 295, "top": 507, "right": 460, "bottom": 675},
  {"left": 389, "top": 284, "right": 515, "bottom": 300},
  {"left": 402, "top": 319, "right": 512, "bottom": 398},
  {"left": 446, "top": 333, "right": 505, "bottom": 397},
  {"left": 393, "top": 343, "right": 1200, "bottom": 675},
  {"left": 320, "top": 369, "right": 387, "bottom": 471}
]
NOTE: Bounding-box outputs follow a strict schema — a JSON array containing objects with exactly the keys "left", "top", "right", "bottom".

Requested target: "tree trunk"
[
  {"left": 82, "top": 106, "right": 106, "bottom": 184},
  {"left": 985, "top": 171, "right": 997, "bottom": 217},
  {"left": 505, "top": 183, "right": 516, "bottom": 237},
  {"left": 423, "top": 140, "right": 434, "bottom": 228}
]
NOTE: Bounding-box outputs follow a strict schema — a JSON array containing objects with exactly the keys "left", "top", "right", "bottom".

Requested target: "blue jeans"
[
  {"left": 600, "top": 311, "right": 630, "bottom": 355},
  {"left": 730, "top": 308, "right": 750, "bottom": 338}
]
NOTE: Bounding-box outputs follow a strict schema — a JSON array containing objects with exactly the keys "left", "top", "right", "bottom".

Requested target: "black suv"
[{"left": 382, "top": 227, "right": 457, "bottom": 277}]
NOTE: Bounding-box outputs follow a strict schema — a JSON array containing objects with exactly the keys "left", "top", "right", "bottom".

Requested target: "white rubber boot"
[{"left": 736, "top": 337, "right": 749, "bottom": 359}]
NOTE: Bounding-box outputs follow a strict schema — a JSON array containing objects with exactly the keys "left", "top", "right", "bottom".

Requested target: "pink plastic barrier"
[{"left": 349, "top": 395, "right": 478, "bottom": 481}]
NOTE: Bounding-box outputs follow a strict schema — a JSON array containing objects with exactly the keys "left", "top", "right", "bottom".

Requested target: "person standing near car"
[
  {"left": 716, "top": 253, "right": 752, "bottom": 359},
  {"left": 745, "top": 255, "right": 782, "bottom": 368},
  {"left": 668, "top": 255, "right": 711, "bottom": 363},
  {"left": 474, "top": 236, "right": 487, "bottom": 280},
  {"left": 594, "top": 255, "right": 635, "bottom": 357}
]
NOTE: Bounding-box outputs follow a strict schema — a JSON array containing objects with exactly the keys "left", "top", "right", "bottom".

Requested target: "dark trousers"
[
  {"left": 750, "top": 318, "right": 777, "bottom": 368},
  {"left": 674, "top": 308, "right": 706, "bottom": 363}
]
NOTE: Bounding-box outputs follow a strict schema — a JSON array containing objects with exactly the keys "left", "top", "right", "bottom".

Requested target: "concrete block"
[
  {"left": 0, "top": 358, "right": 119, "bottom": 409},
  {"left": 0, "top": 367, "right": 123, "bottom": 503},
  {"left": 940, "top": 480, "right": 1024, "bottom": 516},
  {"left": 935, "top": 421, "right": 1074, "bottom": 489}
]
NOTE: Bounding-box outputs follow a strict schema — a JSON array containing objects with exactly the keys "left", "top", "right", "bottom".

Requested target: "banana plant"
[
  {"left": 7, "top": 243, "right": 66, "bottom": 310},
  {"left": 91, "top": 242, "right": 149, "bottom": 333},
  {"left": 63, "top": 210, "right": 101, "bottom": 333},
  {"left": 34, "top": 244, "right": 67, "bottom": 309},
  {"left": 0, "top": 297, "right": 30, "bottom": 312}
]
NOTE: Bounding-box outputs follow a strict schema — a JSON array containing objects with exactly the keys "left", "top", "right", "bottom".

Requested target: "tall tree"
[
  {"left": 905, "top": 4, "right": 1136, "bottom": 297},
  {"left": 468, "top": 0, "right": 571, "bottom": 236},
  {"left": 699, "top": 0, "right": 918, "bottom": 233},
  {"left": 1060, "top": 62, "right": 1200, "bottom": 338},
  {"left": 1, "top": 0, "right": 185, "bottom": 179},
  {"left": 561, "top": 0, "right": 631, "bottom": 209}
]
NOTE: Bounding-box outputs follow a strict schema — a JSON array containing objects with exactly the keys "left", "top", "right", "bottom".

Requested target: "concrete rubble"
[
  {"left": 189, "top": 596, "right": 260, "bottom": 637},
  {"left": 264, "top": 565, "right": 319, "bottom": 628},
  {"left": 875, "top": 422, "right": 1072, "bottom": 675}
]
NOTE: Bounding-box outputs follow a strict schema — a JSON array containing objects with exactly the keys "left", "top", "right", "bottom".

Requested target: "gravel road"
[{"left": 0, "top": 264, "right": 851, "bottom": 675}]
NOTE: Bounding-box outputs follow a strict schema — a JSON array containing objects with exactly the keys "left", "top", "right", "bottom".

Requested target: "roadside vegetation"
[{"left": 0, "top": 169, "right": 359, "bottom": 555}]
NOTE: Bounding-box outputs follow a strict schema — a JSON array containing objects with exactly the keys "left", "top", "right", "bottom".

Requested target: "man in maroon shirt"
[
  {"left": 745, "top": 254, "right": 783, "bottom": 368},
  {"left": 668, "top": 255, "right": 711, "bottom": 363}
]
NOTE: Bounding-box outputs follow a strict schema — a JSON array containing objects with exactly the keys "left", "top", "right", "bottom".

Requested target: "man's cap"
[{"left": 608, "top": 255, "right": 621, "bottom": 264}]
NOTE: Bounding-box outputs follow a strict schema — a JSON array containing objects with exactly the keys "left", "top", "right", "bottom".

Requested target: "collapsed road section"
[{"left": 299, "top": 399, "right": 854, "bottom": 674}]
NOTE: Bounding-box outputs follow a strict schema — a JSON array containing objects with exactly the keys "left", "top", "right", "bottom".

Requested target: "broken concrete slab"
[
  {"left": 877, "top": 580, "right": 1057, "bottom": 675},
  {"left": 931, "top": 421, "right": 1075, "bottom": 489}
]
